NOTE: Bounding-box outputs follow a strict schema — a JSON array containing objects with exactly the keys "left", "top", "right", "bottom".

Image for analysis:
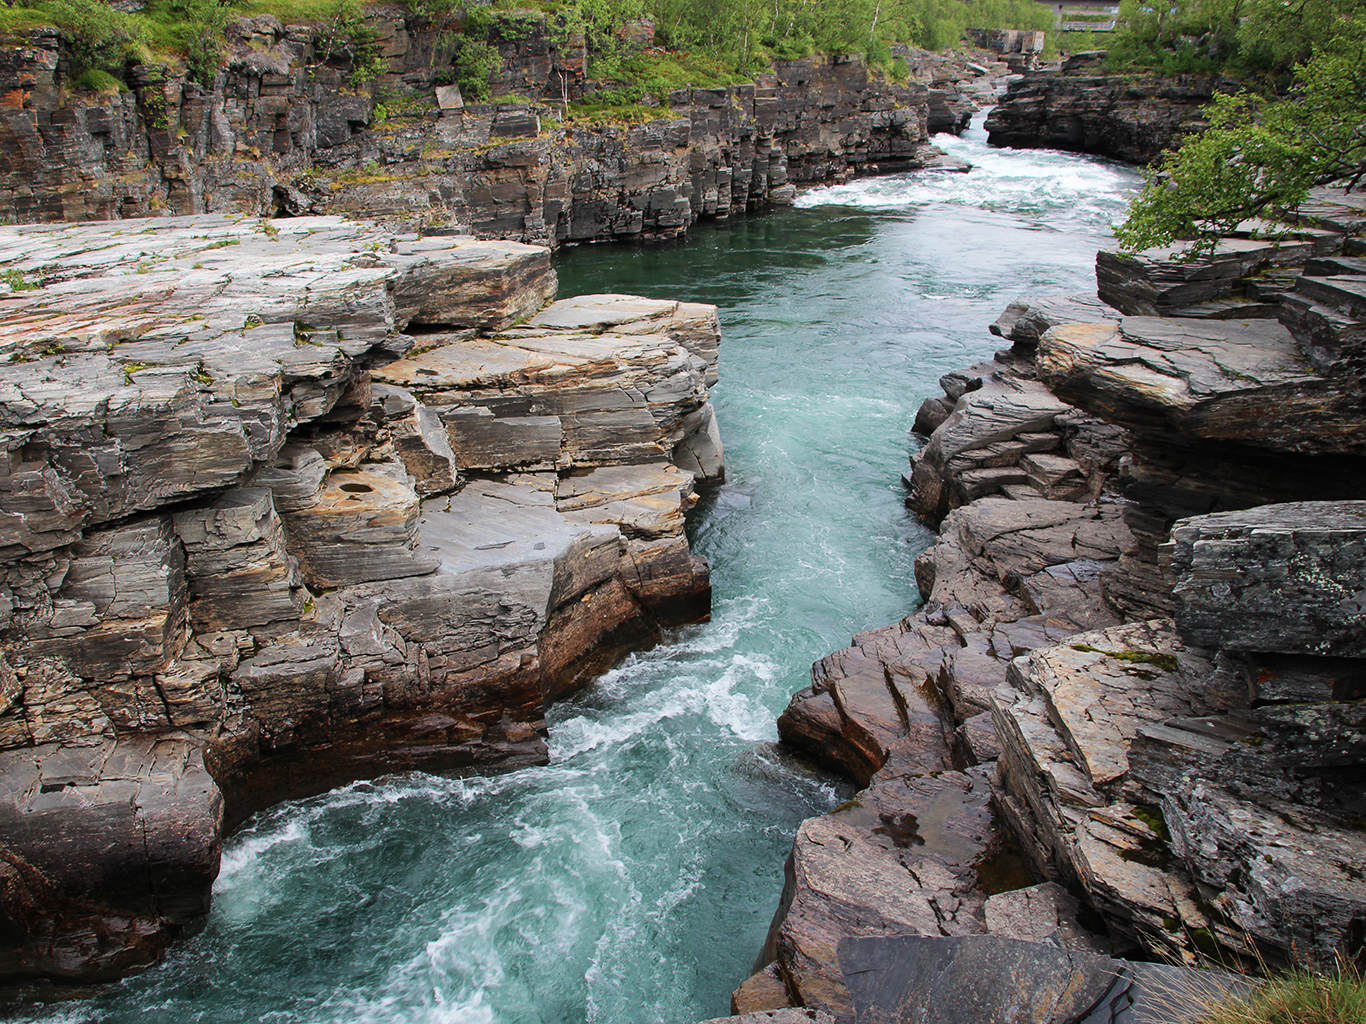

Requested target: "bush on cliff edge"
[{"left": 1116, "top": 8, "right": 1366, "bottom": 256}]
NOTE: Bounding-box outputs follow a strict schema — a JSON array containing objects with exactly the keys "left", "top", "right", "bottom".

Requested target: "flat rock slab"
[
  {"left": 1097, "top": 233, "right": 1339, "bottom": 316},
  {"left": 954, "top": 498, "right": 1133, "bottom": 580},
  {"left": 527, "top": 293, "right": 679, "bottom": 332},
  {"left": 983, "top": 882, "right": 1110, "bottom": 953},
  {"left": 924, "top": 377, "right": 1074, "bottom": 466},
  {"left": 417, "top": 474, "right": 622, "bottom": 613},
  {"left": 1019, "top": 619, "right": 1215, "bottom": 789},
  {"left": 769, "top": 770, "right": 1002, "bottom": 1022},
  {"left": 375, "top": 298, "right": 723, "bottom": 477},
  {"left": 1038, "top": 318, "right": 1362, "bottom": 454},
  {"left": 992, "top": 294, "right": 1121, "bottom": 347},
  {"left": 1165, "top": 501, "right": 1366, "bottom": 657},
  {"left": 0, "top": 215, "right": 554, "bottom": 546},
  {"left": 836, "top": 934, "right": 1253, "bottom": 1024}
]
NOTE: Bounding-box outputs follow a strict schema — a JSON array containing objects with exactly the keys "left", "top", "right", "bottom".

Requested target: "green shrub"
[
  {"left": 449, "top": 36, "right": 501, "bottom": 100},
  {"left": 38, "top": 0, "right": 140, "bottom": 77},
  {"left": 73, "top": 67, "right": 124, "bottom": 92}
]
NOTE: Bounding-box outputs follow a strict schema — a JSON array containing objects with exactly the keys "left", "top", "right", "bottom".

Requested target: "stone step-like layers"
[
  {"left": 0, "top": 215, "right": 724, "bottom": 983},
  {"left": 749, "top": 204, "right": 1366, "bottom": 1021}
]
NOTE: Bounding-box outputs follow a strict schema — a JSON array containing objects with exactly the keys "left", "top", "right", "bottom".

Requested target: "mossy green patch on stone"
[{"left": 1070, "top": 643, "right": 1180, "bottom": 673}]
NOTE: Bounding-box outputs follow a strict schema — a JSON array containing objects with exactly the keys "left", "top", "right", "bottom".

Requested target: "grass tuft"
[{"left": 1196, "top": 962, "right": 1366, "bottom": 1024}]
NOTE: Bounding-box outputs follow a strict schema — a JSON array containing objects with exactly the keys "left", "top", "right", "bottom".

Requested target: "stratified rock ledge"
[
  {"left": 0, "top": 215, "right": 723, "bottom": 981},
  {"left": 733, "top": 187, "right": 1366, "bottom": 1024}
]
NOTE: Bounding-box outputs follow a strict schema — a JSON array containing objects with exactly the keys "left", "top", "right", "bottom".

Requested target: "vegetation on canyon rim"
[
  {"left": 0, "top": 0, "right": 1051, "bottom": 95},
  {"left": 1113, "top": 0, "right": 1366, "bottom": 255}
]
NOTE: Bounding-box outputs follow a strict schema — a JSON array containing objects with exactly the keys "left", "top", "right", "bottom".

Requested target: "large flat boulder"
[{"left": 1038, "top": 317, "right": 1364, "bottom": 454}]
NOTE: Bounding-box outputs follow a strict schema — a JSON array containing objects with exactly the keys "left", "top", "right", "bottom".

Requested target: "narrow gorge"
[{"left": 2, "top": 14, "right": 1364, "bottom": 1024}]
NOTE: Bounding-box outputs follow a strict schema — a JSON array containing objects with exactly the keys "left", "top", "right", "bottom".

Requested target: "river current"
[{"left": 17, "top": 116, "right": 1138, "bottom": 1024}]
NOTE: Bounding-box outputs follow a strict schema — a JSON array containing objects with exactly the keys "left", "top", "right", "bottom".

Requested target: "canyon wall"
[
  {"left": 984, "top": 53, "right": 1229, "bottom": 164},
  {"left": 728, "top": 187, "right": 1366, "bottom": 1023},
  {"left": 0, "top": 15, "right": 989, "bottom": 243},
  {"left": 0, "top": 215, "right": 723, "bottom": 981}
]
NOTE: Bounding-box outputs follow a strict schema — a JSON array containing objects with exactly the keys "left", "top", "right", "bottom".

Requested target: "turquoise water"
[{"left": 15, "top": 119, "right": 1138, "bottom": 1024}]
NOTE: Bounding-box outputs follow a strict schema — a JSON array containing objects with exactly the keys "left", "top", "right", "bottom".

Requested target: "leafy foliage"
[
  {"left": 166, "top": 0, "right": 228, "bottom": 87},
  {"left": 1104, "top": 0, "right": 1366, "bottom": 76},
  {"left": 31, "top": 0, "right": 139, "bottom": 77},
  {"left": 445, "top": 35, "right": 501, "bottom": 100},
  {"left": 4, "top": 0, "right": 1055, "bottom": 102},
  {"left": 649, "top": 0, "right": 1050, "bottom": 70},
  {"left": 1115, "top": 11, "right": 1366, "bottom": 256}
]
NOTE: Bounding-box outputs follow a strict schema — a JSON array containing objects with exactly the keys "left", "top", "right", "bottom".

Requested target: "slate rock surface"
[
  {"left": 0, "top": 216, "right": 723, "bottom": 983},
  {"left": 1164, "top": 501, "right": 1366, "bottom": 657}
]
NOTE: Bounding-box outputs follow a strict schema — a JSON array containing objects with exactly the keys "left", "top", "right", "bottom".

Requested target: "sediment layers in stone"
[
  {"left": 983, "top": 59, "right": 1224, "bottom": 164},
  {"left": 0, "top": 216, "right": 722, "bottom": 982},
  {"left": 0, "top": 19, "right": 987, "bottom": 242},
  {"left": 743, "top": 206, "right": 1366, "bottom": 1021}
]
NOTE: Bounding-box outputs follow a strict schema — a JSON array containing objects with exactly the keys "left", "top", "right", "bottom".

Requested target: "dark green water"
[{"left": 15, "top": 122, "right": 1138, "bottom": 1024}]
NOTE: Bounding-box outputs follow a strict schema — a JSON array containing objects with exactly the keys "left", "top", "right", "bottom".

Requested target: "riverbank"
[
  {"left": 0, "top": 215, "right": 726, "bottom": 981},
  {"left": 734, "top": 185, "right": 1366, "bottom": 1021},
  {"left": 0, "top": 14, "right": 1006, "bottom": 243}
]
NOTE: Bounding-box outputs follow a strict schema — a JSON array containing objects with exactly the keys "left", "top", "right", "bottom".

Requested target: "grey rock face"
[
  {"left": 984, "top": 71, "right": 1221, "bottom": 164},
  {"left": 1164, "top": 502, "right": 1366, "bottom": 657},
  {"left": 1039, "top": 318, "right": 1364, "bottom": 455},
  {"left": 0, "top": 25, "right": 987, "bottom": 246},
  {"left": 837, "top": 934, "right": 1253, "bottom": 1024}
]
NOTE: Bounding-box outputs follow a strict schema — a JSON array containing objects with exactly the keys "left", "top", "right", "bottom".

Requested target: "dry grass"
[{"left": 1196, "top": 962, "right": 1366, "bottom": 1024}]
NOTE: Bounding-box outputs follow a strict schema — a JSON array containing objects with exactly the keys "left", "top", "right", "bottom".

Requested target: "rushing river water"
[{"left": 15, "top": 116, "right": 1139, "bottom": 1024}]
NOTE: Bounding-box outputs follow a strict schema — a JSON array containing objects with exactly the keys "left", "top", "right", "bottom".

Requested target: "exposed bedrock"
[
  {"left": 739, "top": 190, "right": 1366, "bottom": 1021},
  {"left": 0, "top": 215, "right": 723, "bottom": 981},
  {"left": 983, "top": 55, "right": 1228, "bottom": 164},
  {"left": 0, "top": 19, "right": 989, "bottom": 242}
]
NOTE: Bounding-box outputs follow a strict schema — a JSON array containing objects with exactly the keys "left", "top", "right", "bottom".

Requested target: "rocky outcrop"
[
  {"left": 0, "top": 215, "right": 723, "bottom": 981},
  {"left": 895, "top": 46, "right": 1011, "bottom": 134},
  {"left": 984, "top": 56, "right": 1230, "bottom": 163},
  {"left": 742, "top": 185, "right": 1366, "bottom": 1019},
  {"left": 0, "top": 17, "right": 986, "bottom": 242}
]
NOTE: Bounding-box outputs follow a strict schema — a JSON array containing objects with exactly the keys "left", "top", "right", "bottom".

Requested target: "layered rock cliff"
[
  {"left": 730, "top": 185, "right": 1366, "bottom": 1023},
  {"left": 0, "top": 214, "right": 723, "bottom": 981},
  {"left": 984, "top": 53, "right": 1230, "bottom": 164},
  {"left": 0, "top": 15, "right": 984, "bottom": 242}
]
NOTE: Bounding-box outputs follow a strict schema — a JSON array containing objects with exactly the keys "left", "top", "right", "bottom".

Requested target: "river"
[{"left": 15, "top": 116, "right": 1139, "bottom": 1024}]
